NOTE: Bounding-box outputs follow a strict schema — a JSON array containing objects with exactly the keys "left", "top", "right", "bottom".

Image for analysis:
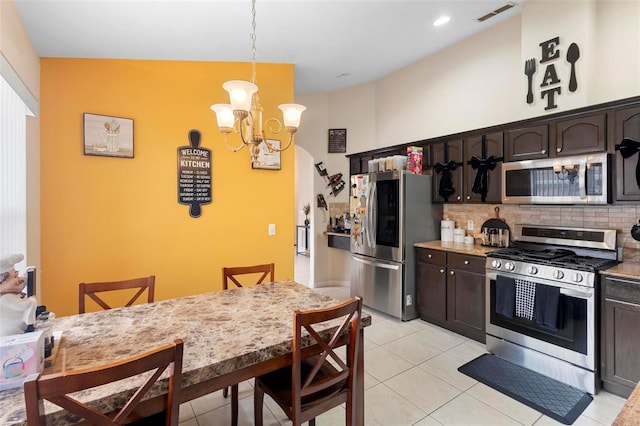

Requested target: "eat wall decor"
[{"left": 524, "top": 37, "right": 580, "bottom": 111}]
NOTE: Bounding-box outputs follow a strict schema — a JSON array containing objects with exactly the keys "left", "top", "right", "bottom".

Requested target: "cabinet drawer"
[
  {"left": 603, "top": 276, "right": 640, "bottom": 305},
  {"left": 448, "top": 253, "right": 485, "bottom": 272},
  {"left": 416, "top": 248, "right": 446, "bottom": 265}
]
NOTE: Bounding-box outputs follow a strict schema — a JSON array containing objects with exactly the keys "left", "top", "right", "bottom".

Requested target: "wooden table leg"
[{"left": 356, "top": 325, "right": 365, "bottom": 425}]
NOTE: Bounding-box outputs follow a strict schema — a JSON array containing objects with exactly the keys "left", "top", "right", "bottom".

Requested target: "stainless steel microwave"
[{"left": 501, "top": 153, "right": 609, "bottom": 205}]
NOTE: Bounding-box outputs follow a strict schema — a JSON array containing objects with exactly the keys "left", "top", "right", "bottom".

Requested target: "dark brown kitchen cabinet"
[
  {"left": 601, "top": 275, "right": 640, "bottom": 398},
  {"left": 464, "top": 132, "right": 503, "bottom": 203},
  {"left": 611, "top": 105, "right": 640, "bottom": 201},
  {"left": 431, "top": 139, "right": 464, "bottom": 203},
  {"left": 505, "top": 124, "right": 550, "bottom": 161},
  {"left": 416, "top": 248, "right": 486, "bottom": 343},
  {"left": 554, "top": 113, "right": 606, "bottom": 156}
]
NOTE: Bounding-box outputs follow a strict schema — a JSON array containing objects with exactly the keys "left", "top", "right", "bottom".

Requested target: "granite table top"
[
  {"left": 0, "top": 280, "right": 370, "bottom": 425},
  {"left": 414, "top": 240, "right": 499, "bottom": 257}
]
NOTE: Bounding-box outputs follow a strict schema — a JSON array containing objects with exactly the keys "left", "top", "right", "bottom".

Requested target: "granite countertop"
[
  {"left": 601, "top": 248, "right": 640, "bottom": 280},
  {"left": 415, "top": 240, "right": 499, "bottom": 257},
  {"left": 614, "top": 380, "right": 640, "bottom": 425},
  {"left": 0, "top": 281, "right": 370, "bottom": 425}
]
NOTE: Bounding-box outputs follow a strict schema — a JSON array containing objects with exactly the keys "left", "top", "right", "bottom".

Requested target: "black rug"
[{"left": 458, "top": 354, "right": 592, "bottom": 425}]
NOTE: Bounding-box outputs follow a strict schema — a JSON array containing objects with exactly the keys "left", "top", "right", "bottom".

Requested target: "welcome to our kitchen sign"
[{"left": 524, "top": 36, "right": 580, "bottom": 111}]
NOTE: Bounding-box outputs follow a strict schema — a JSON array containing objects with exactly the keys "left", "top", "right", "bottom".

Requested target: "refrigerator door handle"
[
  {"left": 368, "top": 182, "right": 377, "bottom": 248},
  {"left": 352, "top": 256, "right": 400, "bottom": 270}
]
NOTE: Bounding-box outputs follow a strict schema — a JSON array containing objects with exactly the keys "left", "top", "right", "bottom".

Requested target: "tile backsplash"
[{"left": 444, "top": 204, "right": 640, "bottom": 249}]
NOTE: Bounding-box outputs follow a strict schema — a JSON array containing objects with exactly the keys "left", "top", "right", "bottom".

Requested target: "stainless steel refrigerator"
[{"left": 350, "top": 170, "right": 442, "bottom": 320}]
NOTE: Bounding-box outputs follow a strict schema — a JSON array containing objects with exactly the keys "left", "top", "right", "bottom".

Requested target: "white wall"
[{"left": 296, "top": 0, "right": 640, "bottom": 286}]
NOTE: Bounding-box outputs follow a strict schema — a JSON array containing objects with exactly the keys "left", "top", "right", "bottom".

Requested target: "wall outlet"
[
  {"left": 467, "top": 220, "right": 474, "bottom": 231},
  {"left": 406, "top": 294, "right": 412, "bottom": 306},
  {"left": 268, "top": 224, "right": 276, "bottom": 236}
]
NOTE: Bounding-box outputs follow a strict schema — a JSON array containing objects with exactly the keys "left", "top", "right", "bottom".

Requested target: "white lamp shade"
[
  {"left": 222, "top": 80, "right": 258, "bottom": 112},
  {"left": 278, "top": 103, "right": 307, "bottom": 128},
  {"left": 210, "top": 104, "right": 235, "bottom": 128}
]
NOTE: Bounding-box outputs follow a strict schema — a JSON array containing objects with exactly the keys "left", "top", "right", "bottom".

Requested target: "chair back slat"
[
  {"left": 222, "top": 263, "right": 274, "bottom": 289},
  {"left": 24, "top": 339, "right": 183, "bottom": 426},
  {"left": 79, "top": 276, "right": 155, "bottom": 314}
]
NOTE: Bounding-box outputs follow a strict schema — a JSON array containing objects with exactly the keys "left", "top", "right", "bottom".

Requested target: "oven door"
[
  {"left": 501, "top": 153, "right": 609, "bottom": 205},
  {"left": 485, "top": 270, "right": 596, "bottom": 371}
]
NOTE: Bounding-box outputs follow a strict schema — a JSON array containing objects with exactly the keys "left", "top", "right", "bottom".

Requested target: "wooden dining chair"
[
  {"left": 24, "top": 338, "right": 184, "bottom": 426},
  {"left": 254, "top": 297, "right": 363, "bottom": 426},
  {"left": 79, "top": 276, "right": 155, "bottom": 314},
  {"left": 222, "top": 263, "right": 275, "bottom": 289}
]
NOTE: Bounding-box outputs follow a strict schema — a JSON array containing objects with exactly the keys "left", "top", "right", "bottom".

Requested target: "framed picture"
[
  {"left": 83, "top": 113, "right": 134, "bottom": 158},
  {"left": 252, "top": 139, "right": 281, "bottom": 170},
  {"left": 328, "top": 128, "right": 347, "bottom": 153}
]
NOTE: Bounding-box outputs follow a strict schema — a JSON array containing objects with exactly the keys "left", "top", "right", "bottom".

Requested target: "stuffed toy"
[{"left": 0, "top": 254, "right": 37, "bottom": 337}]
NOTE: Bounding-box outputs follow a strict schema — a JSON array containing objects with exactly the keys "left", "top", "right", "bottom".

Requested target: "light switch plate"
[
  {"left": 467, "top": 220, "right": 474, "bottom": 231},
  {"left": 268, "top": 224, "right": 276, "bottom": 235}
]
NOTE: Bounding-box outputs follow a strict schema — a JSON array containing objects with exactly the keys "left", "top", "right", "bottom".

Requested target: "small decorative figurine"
[{"left": 0, "top": 254, "right": 37, "bottom": 337}]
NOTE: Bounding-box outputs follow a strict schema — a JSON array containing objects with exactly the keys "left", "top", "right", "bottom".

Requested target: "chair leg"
[
  {"left": 309, "top": 419, "right": 316, "bottom": 426},
  {"left": 254, "top": 382, "right": 264, "bottom": 426},
  {"left": 231, "top": 384, "right": 238, "bottom": 426},
  {"left": 223, "top": 386, "right": 228, "bottom": 398}
]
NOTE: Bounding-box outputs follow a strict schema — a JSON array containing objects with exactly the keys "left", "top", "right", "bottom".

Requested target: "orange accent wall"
[{"left": 40, "top": 58, "right": 295, "bottom": 316}]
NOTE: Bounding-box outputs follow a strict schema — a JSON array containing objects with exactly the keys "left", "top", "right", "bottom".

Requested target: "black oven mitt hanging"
[
  {"left": 615, "top": 138, "right": 640, "bottom": 189},
  {"left": 468, "top": 155, "right": 503, "bottom": 202},
  {"left": 434, "top": 160, "right": 459, "bottom": 201}
]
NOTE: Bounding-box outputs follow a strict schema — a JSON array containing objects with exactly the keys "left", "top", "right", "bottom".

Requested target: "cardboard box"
[
  {"left": 0, "top": 330, "right": 44, "bottom": 391},
  {"left": 407, "top": 146, "right": 423, "bottom": 174}
]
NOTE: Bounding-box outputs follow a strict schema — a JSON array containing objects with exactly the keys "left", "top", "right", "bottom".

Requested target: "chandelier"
[{"left": 210, "top": 0, "right": 306, "bottom": 165}]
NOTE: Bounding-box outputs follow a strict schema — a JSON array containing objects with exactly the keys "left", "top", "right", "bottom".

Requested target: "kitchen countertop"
[
  {"left": 415, "top": 240, "right": 500, "bottom": 257},
  {"left": 601, "top": 248, "right": 640, "bottom": 280},
  {"left": 613, "top": 380, "right": 640, "bottom": 425}
]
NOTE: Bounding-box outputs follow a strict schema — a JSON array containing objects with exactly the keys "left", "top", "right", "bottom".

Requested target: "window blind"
[{"left": 0, "top": 75, "right": 28, "bottom": 271}]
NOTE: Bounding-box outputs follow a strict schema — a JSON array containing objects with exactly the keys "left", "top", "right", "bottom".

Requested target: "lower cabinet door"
[
  {"left": 603, "top": 298, "right": 640, "bottom": 396},
  {"left": 447, "top": 268, "right": 486, "bottom": 343},
  {"left": 416, "top": 261, "right": 447, "bottom": 326}
]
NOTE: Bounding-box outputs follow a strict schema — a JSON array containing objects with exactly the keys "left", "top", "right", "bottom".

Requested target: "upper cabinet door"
[
  {"left": 505, "top": 124, "right": 550, "bottom": 161},
  {"left": 464, "top": 132, "right": 504, "bottom": 203},
  {"left": 431, "top": 139, "right": 464, "bottom": 203},
  {"left": 555, "top": 113, "right": 606, "bottom": 156},
  {"left": 612, "top": 105, "right": 640, "bottom": 201}
]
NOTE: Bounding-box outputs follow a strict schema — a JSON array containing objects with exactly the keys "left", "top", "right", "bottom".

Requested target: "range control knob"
[
  {"left": 527, "top": 266, "right": 538, "bottom": 275},
  {"left": 504, "top": 262, "right": 516, "bottom": 271},
  {"left": 553, "top": 269, "right": 565, "bottom": 280},
  {"left": 572, "top": 273, "right": 584, "bottom": 283},
  {"left": 491, "top": 259, "right": 502, "bottom": 269}
]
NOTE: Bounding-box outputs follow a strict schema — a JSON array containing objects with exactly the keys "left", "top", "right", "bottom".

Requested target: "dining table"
[{"left": 0, "top": 280, "right": 371, "bottom": 425}]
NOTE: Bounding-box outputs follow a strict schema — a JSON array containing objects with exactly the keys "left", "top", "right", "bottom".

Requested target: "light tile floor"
[{"left": 179, "top": 286, "right": 627, "bottom": 426}]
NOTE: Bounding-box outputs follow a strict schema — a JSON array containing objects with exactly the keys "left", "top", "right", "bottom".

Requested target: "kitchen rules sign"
[{"left": 178, "top": 130, "right": 212, "bottom": 218}]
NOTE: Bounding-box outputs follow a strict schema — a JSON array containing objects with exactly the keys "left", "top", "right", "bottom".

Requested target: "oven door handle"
[{"left": 560, "top": 288, "right": 592, "bottom": 300}]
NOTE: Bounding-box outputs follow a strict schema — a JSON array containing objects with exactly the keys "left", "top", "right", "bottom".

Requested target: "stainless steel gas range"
[{"left": 485, "top": 224, "right": 619, "bottom": 394}]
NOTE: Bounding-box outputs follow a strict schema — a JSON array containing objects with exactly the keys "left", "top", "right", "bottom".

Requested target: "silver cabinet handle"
[
  {"left": 464, "top": 260, "right": 469, "bottom": 265},
  {"left": 557, "top": 147, "right": 562, "bottom": 152},
  {"left": 541, "top": 149, "right": 547, "bottom": 154},
  {"left": 428, "top": 254, "right": 432, "bottom": 258},
  {"left": 457, "top": 195, "right": 461, "bottom": 200},
  {"left": 466, "top": 195, "right": 471, "bottom": 200},
  {"left": 450, "top": 271, "right": 455, "bottom": 275},
  {"left": 439, "top": 269, "right": 445, "bottom": 273}
]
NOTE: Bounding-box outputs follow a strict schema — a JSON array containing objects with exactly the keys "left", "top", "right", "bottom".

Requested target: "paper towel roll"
[{"left": 441, "top": 220, "right": 454, "bottom": 242}]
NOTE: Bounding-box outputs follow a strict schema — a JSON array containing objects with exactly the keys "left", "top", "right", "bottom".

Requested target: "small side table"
[{"left": 296, "top": 225, "right": 310, "bottom": 256}]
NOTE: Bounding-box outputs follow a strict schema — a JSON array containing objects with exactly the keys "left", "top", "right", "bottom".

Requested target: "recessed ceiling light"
[{"left": 433, "top": 16, "right": 451, "bottom": 27}]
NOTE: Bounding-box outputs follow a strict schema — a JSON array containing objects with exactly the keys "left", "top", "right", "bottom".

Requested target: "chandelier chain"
[{"left": 250, "top": 0, "right": 257, "bottom": 85}]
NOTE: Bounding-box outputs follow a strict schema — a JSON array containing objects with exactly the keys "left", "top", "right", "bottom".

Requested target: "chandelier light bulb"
[
  {"left": 222, "top": 80, "right": 258, "bottom": 112},
  {"left": 278, "top": 104, "right": 307, "bottom": 129},
  {"left": 210, "top": 104, "right": 235, "bottom": 131}
]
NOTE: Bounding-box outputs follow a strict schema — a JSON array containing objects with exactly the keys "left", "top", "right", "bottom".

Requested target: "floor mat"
[{"left": 458, "top": 353, "right": 592, "bottom": 425}]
